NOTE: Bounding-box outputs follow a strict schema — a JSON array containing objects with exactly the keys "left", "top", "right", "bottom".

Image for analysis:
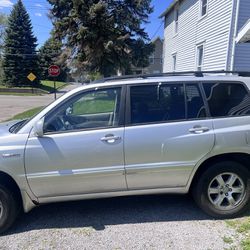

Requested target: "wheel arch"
[
  {"left": 0, "top": 171, "right": 36, "bottom": 212},
  {"left": 190, "top": 153, "right": 250, "bottom": 192},
  {"left": 0, "top": 171, "right": 22, "bottom": 206}
]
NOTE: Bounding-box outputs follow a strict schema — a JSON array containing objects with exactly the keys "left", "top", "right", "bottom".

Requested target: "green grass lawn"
[
  {"left": 7, "top": 106, "right": 44, "bottom": 121},
  {"left": 0, "top": 80, "right": 68, "bottom": 95},
  {"left": 39, "top": 80, "right": 67, "bottom": 93},
  {"left": 226, "top": 217, "right": 250, "bottom": 250},
  {"left": 0, "top": 92, "right": 39, "bottom": 96}
]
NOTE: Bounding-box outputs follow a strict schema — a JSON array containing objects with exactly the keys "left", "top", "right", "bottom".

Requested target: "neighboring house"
[
  {"left": 133, "top": 37, "right": 163, "bottom": 74},
  {"left": 160, "top": 0, "right": 250, "bottom": 72}
]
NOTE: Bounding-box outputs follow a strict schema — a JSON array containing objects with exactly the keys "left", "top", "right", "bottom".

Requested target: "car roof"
[{"left": 74, "top": 75, "right": 250, "bottom": 93}]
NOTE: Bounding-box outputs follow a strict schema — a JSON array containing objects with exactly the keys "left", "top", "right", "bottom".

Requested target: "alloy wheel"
[{"left": 208, "top": 172, "right": 245, "bottom": 210}]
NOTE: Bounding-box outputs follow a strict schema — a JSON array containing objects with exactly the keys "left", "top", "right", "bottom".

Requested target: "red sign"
[{"left": 48, "top": 65, "right": 60, "bottom": 77}]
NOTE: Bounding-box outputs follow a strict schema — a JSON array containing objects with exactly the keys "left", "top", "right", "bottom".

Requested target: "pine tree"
[
  {"left": 47, "top": 0, "right": 154, "bottom": 77},
  {"left": 2, "top": 0, "right": 40, "bottom": 87}
]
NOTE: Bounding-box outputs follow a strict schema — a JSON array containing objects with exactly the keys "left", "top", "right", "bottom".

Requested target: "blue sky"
[{"left": 0, "top": 0, "right": 172, "bottom": 47}]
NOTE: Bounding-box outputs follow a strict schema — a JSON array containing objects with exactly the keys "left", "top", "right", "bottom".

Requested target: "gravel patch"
[{"left": 0, "top": 195, "right": 244, "bottom": 250}]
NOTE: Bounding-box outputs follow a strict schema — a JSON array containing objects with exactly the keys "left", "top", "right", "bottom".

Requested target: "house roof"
[
  {"left": 151, "top": 36, "right": 163, "bottom": 44},
  {"left": 159, "top": 0, "right": 181, "bottom": 18},
  {"left": 236, "top": 19, "right": 250, "bottom": 43}
]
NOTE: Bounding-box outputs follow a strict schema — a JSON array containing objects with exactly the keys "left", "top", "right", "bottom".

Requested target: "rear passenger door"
[
  {"left": 202, "top": 81, "right": 250, "bottom": 151},
  {"left": 124, "top": 82, "right": 215, "bottom": 190}
]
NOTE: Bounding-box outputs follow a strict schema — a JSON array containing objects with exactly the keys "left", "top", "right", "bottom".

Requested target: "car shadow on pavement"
[{"left": 6, "top": 194, "right": 249, "bottom": 235}]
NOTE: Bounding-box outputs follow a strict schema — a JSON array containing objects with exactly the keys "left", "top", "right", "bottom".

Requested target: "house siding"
[
  {"left": 163, "top": 0, "right": 233, "bottom": 72},
  {"left": 234, "top": 0, "right": 250, "bottom": 71}
]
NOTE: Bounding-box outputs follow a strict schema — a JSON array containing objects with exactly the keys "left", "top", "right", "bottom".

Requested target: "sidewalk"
[{"left": 0, "top": 84, "right": 79, "bottom": 122}]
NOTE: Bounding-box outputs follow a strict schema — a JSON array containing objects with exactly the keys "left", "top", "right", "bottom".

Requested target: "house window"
[
  {"left": 200, "top": 0, "right": 208, "bottom": 17},
  {"left": 172, "top": 54, "right": 177, "bottom": 71},
  {"left": 196, "top": 44, "right": 204, "bottom": 71},
  {"left": 149, "top": 54, "right": 154, "bottom": 64},
  {"left": 174, "top": 8, "right": 179, "bottom": 33}
]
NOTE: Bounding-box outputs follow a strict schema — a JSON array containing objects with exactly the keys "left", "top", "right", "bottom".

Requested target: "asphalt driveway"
[{"left": 0, "top": 195, "right": 244, "bottom": 250}]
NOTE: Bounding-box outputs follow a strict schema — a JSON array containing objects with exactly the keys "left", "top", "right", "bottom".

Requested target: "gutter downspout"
[
  {"left": 230, "top": 0, "right": 241, "bottom": 71},
  {"left": 226, "top": 0, "right": 236, "bottom": 71}
]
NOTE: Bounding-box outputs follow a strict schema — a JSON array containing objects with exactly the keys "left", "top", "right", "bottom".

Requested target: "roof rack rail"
[{"left": 93, "top": 70, "right": 250, "bottom": 83}]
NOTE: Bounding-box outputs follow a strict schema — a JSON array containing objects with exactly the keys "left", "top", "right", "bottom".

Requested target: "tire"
[
  {"left": 0, "top": 184, "right": 20, "bottom": 234},
  {"left": 193, "top": 161, "right": 250, "bottom": 218}
]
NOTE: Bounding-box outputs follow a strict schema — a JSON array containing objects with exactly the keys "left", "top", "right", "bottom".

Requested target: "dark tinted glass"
[
  {"left": 130, "top": 84, "right": 185, "bottom": 124},
  {"left": 186, "top": 84, "right": 206, "bottom": 119},
  {"left": 203, "top": 83, "right": 250, "bottom": 117}
]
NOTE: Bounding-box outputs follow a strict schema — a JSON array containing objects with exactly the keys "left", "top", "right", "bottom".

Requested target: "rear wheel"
[
  {"left": 193, "top": 161, "right": 250, "bottom": 218},
  {"left": 0, "top": 185, "right": 20, "bottom": 234}
]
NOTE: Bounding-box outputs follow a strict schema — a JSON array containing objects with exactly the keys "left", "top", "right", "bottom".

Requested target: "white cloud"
[
  {"left": 0, "top": 0, "right": 13, "bottom": 8},
  {"left": 35, "top": 12, "right": 42, "bottom": 17},
  {"left": 35, "top": 3, "right": 43, "bottom": 7}
]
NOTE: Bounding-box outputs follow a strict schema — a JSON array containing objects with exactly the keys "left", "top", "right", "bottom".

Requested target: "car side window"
[
  {"left": 203, "top": 82, "right": 250, "bottom": 117},
  {"left": 186, "top": 84, "right": 206, "bottom": 119},
  {"left": 44, "top": 87, "right": 122, "bottom": 133},
  {"left": 130, "top": 84, "right": 185, "bottom": 125}
]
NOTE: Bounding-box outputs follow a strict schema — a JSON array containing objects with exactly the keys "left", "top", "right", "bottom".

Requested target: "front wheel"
[
  {"left": 0, "top": 185, "right": 20, "bottom": 234},
  {"left": 193, "top": 161, "right": 250, "bottom": 218}
]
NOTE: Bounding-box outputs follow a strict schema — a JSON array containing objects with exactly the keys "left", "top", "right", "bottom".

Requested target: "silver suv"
[{"left": 1, "top": 71, "right": 250, "bottom": 233}]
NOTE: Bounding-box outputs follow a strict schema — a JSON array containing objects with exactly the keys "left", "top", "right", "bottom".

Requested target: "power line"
[
  {"left": 150, "top": 20, "right": 164, "bottom": 40},
  {"left": 3, "top": 45, "right": 61, "bottom": 50},
  {"left": 3, "top": 53, "right": 59, "bottom": 56},
  {"left": 33, "top": 23, "right": 52, "bottom": 29},
  {"left": 3, "top": 53, "right": 38, "bottom": 56},
  {"left": 25, "top": 7, "right": 50, "bottom": 11}
]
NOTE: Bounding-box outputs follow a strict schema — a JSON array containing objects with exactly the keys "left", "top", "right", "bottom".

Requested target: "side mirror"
[{"left": 34, "top": 117, "right": 44, "bottom": 137}]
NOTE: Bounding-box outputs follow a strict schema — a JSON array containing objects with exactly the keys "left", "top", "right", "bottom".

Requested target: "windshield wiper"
[{"left": 9, "top": 120, "right": 27, "bottom": 134}]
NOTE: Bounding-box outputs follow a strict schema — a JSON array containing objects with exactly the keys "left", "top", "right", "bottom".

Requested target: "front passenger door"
[{"left": 25, "top": 87, "right": 127, "bottom": 198}]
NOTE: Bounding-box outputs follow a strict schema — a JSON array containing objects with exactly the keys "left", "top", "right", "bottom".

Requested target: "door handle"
[
  {"left": 189, "top": 126, "right": 210, "bottom": 134},
  {"left": 101, "top": 134, "right": 121, "bottom": 144}
]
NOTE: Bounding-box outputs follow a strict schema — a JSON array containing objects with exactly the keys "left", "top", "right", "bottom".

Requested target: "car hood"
[{"left": 0, "top": 120, "right": 20, "bottom": 136}]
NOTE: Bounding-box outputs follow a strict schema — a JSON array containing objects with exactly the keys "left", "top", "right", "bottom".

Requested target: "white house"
[{"left": 160, "top": 0, "right": 250, "bottom": 72}]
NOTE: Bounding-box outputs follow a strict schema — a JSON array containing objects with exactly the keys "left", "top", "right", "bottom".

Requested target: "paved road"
[
  {"left": 0, "top": 84, "right": 79, "bottom": 122},
  {"left": 0, "top": 195, "right": 244, "bottom": 250}
]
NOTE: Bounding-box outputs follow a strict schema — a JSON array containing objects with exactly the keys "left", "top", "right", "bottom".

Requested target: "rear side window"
[
  {"left": 203, "top": 82, "right": 250, "bottom": 117},
  {"left": 130, "top": 84, "right": 185, "bottom": 124}
]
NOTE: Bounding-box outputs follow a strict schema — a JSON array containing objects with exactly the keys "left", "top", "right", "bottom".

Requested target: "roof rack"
[{"left": 93, "top": 70, "right": 250, "bottom": 83}]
